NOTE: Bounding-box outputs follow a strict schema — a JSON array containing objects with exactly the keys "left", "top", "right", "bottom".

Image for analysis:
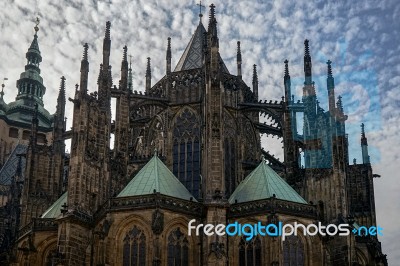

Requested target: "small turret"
[{"left": 16, "top": 18, "right": 46, "bottom": 106}]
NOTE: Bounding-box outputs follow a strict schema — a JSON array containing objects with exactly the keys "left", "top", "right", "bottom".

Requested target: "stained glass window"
[{"left": 123, "top": 226, "right": 146, "bottom": 266}]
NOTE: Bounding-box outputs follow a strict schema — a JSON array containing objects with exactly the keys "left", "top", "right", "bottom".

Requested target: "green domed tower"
[{"left": 5, "top": 18, "right": 52, "bottom": 129}]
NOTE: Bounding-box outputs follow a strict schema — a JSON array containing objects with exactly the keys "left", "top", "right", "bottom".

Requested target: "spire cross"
[{"left": 197, "top": 1, "right": 205, "bottom": 21}]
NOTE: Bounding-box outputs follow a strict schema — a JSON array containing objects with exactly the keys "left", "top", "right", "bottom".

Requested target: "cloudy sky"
[{"left": 1, "top": 0, "right": 399, "bottom": 262}]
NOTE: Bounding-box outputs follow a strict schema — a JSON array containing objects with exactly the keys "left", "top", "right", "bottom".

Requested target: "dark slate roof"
[
  {"left": 174, "top": 22, "right": 229, "bottom": 73},
  {"left": 118, "top": 153, "right": 197, "bottom": 201},
  {"left": 229, "top": 159, "right": 308, "bottom": 204},
  {"left": 0, "top": 144, "right": 27, "bottom": 186}
]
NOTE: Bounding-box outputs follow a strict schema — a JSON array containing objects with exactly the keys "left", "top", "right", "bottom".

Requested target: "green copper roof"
[
  {"left": 118, "top": 154, "right": 197, "bottom": 201},
  {"left": 229, "top": 159, "right": 307, "bottom": 204},
  {"left": 41, "top": 192, "right": 67, "bottom": 218}
]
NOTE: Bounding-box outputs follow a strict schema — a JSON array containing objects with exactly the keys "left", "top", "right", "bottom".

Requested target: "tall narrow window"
[
  {"left": 123, "top": 225, "right": 146, "bottom": 266},
  {"left": 172, "top": 109, "right": 201, "bottom": 198},
  {"left": 238, "top": 236, "right": 262, "bottom": 266},
  {"left": 167, "top": 228, "right": 189, "bottom": 266},
  {"left": 283, "top": 235, "right": 304, "bottom": 266},
  {"left": 224, "top": 138, "right": 236, "bottom": 197}
]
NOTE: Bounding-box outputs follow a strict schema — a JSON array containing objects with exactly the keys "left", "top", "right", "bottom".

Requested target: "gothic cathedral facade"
[{"left": 0, "top": 4, "right": 387, "bottom": 266}]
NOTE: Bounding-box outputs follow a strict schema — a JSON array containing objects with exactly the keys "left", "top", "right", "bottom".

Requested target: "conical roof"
[
  {"left": 41, "top": 192, "right": 68, "bottom": 218},
  {"left": 174, "top": 22, "right": 229, "bottom": 73},
  {"left": 229, "top": 159, "right": 307, "bottom": 204},
  {"left": 118, "top": 154, "right": 197, "bottom": 201}
]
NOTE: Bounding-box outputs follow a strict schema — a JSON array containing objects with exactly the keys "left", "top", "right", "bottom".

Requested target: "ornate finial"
[
  {"left": 154, "top": 148, "right": 158, "bottom": 156},
  {"left": 1, "top": 78, "right": 7, "bottom": 100},
  {"left": 197, "top": 1, "right": 205, "bottom": 22},
  {"left": 209, "top": 3, "right": 216, "bottom": 20},
  {"left": 260, "top": 154, "right": 265, "bottom": 161},
  {"left": 34, "top": 17, "right": 40, "bottom": 34},
  {"left": 129, "top": 54, "right": 133, "bottom": 69},
  {"left": 83, "top": 43, "right": 89, "bottom": 61},
  {"left": 327, "top": 60, "right": 332, "bottom": 77},
  {"left": 284, "top": 59, "right": 289, "bottom": 77},
  {"left": 123, "top": 46, "right": 127, "bottom": 62},
  {"left": 105, "top": 21, "right": 111, "bottom": 40},
  {"left": 304, "top": 39, "right": 310, "bottom": 57}
]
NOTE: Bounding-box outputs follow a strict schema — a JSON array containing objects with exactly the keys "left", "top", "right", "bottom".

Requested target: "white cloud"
[{"left": 0, "top": 0, "right": 399, "bottom": 262}]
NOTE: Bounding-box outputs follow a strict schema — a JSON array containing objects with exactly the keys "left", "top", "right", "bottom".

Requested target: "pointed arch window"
[
  {"left": 283, "top": 235, "right": 304, "bottom": 266},
  {"left": 172, "top": 109, "right": 201, "bottom": 199},
  {"left": 123, "top": 225, "right": 146, "bottom": 266},
  {"left": 239, "top": 236, "right": 262, "bottom": 266},
  {"left": 167, "top": 228, "right": 189, "bottom": 266}
]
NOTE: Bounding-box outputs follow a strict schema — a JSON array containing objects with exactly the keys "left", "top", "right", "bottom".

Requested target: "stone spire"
[
  {"left": 53, "top": 76, "right": 66, "bottom": 151},
  {"left": 166, "top": 37, "right": 171, "bottom": 75},
  {"left": 237, "top": 41, "right": 242, "bottom": 78},
  {"left": 327, "top": 60, "right": 336, "bottom": 112},
  {"left": 120, "top": 46, "right": 128, "bottom": 90},
  {"left": 304, "top": 39, "right": 312, "bottom": 86},
  {"left": 80, "top": 43, "right": 89, "bottom": 96},
  {"left": 252, "top": 64, "right": 258, "bottom": 101},
  {"left": 208, "top": 4, "right": 218, "bottom": 48},
  {"left": 284, "top": 59, "right": 291, "bottom": 103},
  {"left": 361, "top": 123, "right": 370, "bottom": 164},
  {"left": 98, "top": 21, "right": 112, "bottom": 109},
  {"left": 146, "top": 57, "right": 151, "bottom": 92}
]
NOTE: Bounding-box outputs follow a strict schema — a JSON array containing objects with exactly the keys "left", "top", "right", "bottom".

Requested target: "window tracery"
[
  {"left": 238, "top": 236, "right": 262, "bottom": 266},
  {"left": 123, "top": 225, "right": 146, "bottom": 266},
  {"left": 167, "top": 227, "right": 189, "bottom": 266},
  {"left": 172, "top": 109, "right": 201, "bottom": 198}
]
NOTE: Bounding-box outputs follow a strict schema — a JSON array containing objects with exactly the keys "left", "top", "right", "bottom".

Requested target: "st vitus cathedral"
[{"left": 0, "top": 4, "right": 387, "bottom": 266}]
